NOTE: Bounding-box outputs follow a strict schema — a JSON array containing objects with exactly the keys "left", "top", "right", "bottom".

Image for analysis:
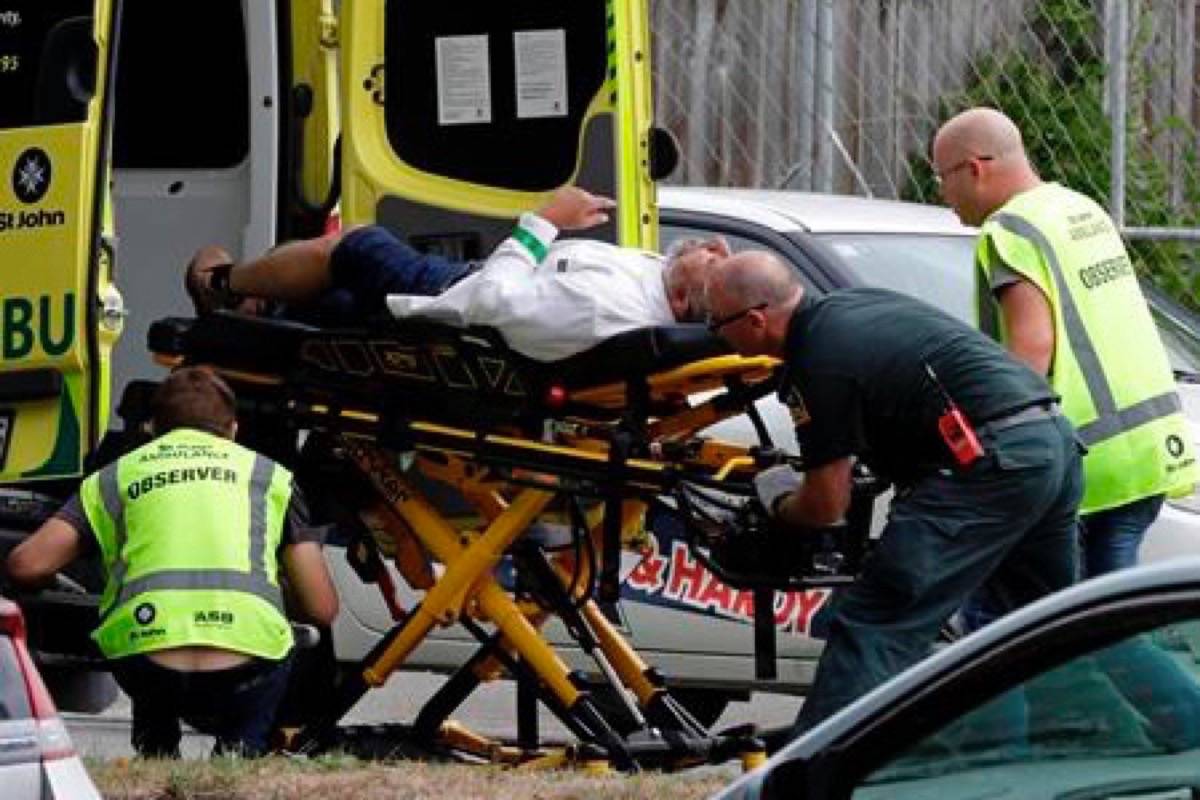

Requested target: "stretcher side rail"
[{"left": 148, "top": 313, "right": 733, "bottom": 430}]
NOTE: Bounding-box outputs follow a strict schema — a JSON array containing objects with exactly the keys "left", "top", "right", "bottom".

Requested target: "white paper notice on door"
[
  {"left": 435, "top": 34, "right": 492, "bottom": 125},
  {"left": 514, "top": 29, "right": 567, "bottom": 119}
]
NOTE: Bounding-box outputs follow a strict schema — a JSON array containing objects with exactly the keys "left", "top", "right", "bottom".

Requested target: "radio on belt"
[{"left": 924, "top": 363, "right": 985, "bottom": 467}]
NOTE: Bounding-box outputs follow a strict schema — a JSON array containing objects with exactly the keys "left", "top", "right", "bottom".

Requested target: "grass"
[{"left": 87, "top": 755, "right": 737, "bottom": 799}]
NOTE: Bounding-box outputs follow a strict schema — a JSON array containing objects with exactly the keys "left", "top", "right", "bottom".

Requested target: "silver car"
[
  {"left": 325, "top": 188, "right": 1200, "bottom": 724},
  {"left": 658, "top": 187, "right": 1200, "bottom": 554},
  {"left": 0, "top": 598, "right": 101, "bottom": 800}
]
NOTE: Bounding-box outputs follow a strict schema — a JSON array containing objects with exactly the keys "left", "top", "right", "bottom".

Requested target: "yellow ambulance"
[{"left": 0, "top": 0, "right": 663, "bottom": 711}]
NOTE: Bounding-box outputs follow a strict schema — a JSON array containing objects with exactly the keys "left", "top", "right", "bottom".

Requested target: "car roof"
[
  {"left": 717, "top": 556, "right": 1200, "bottom": 797},
  {"left": 658, "top": 186, "right": 975, "bottom": 236}
]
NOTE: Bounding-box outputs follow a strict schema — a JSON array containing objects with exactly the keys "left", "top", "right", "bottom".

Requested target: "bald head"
[
  {"left": 932, "top": 107, "right": 1040, "bottom": 226},
  {"left": 713, "top": 251, "right": 801, "bottom": 307},
  {"left": 935, "top": 107, "right": 1025, "bottom": 160},
  {"left": 706, "top": 250, "right": 803, "bottom": 356}
]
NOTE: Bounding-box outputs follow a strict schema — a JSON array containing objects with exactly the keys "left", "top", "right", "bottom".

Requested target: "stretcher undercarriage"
[{"left": 137, "top": 311, "right": 879, "bottom": 772}]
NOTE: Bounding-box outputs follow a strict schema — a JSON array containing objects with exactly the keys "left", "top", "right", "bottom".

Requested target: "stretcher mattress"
[{"left": 149, "top": 312, "right": 739, "bottom": 425}]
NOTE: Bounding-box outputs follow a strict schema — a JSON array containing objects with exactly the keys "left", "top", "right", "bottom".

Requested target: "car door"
[
  {"left": 0, "top": 1, "right": 120, "bottom": 483},
  {"left": 332, "top": 1, "right": 659, "bottom": 659},
  {"left": 0, "top": 633, "right": 39, "bottom": 799},
  {"left": 719, "top": 572, "right": 1200, "bottom": 799}
]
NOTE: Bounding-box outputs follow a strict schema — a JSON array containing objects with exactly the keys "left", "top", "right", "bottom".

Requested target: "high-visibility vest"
[
  {"left": 976, "top": 182, "right": 1198, "bottom": 513},
  {"left": 81, "top": 427, "right": 294, "bottom": 660}
]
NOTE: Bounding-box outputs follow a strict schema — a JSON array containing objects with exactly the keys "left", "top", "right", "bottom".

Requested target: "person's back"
[
  {"left": 85, "top": 425, "right": 294, "bottom": 663},
  {"left": 6, "top": 367, "right": 337, "bottom": 756},
  {"left": 787, "top": 287, "right": 1054, "bottom": 484},
  {"left": 934, "top": 106, "right": 1198, "bottom": 578},
  {"left": 977, "top": 181, "right": 1195, "bottom": 512}
]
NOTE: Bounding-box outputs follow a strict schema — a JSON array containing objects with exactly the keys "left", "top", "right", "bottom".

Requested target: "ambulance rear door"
[
  {"left": 0, "top": 1, "right": 120, "bottom": 482},
  {"left": 339, "top": 0, "right": 658, "bottom": 255}
]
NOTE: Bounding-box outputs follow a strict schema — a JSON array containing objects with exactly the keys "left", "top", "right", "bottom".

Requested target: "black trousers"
[
  {"left": 110, "top": 651, "right": 293, "bottom": 758},
  {"left": 793, "top": 416, "right": 1083, "bottom": 736}
]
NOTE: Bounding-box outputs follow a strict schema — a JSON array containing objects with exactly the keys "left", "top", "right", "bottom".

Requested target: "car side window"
[
  {"left": 851, "top": 620, "right": 1200, "bottom": 798},
  {"left": 0, "top": 1, "right": 96, "bottom": 129},
  {"left": 112, "top": 0, "right": 249, "bottom": 169},
  {"left": 660, "top": 223, "right": 820, "bottom": 295}
]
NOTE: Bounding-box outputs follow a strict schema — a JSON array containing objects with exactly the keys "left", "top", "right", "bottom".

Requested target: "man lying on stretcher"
[{"left": 184, "top": 188, "right": 728, "bottom": 362}]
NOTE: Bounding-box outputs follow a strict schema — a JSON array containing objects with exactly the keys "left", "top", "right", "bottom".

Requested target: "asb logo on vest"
[{"left": 194, "top": 610, "right": 235, "bottom": 627}]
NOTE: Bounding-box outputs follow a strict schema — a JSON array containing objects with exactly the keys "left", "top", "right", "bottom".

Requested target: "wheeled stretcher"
[{"left": 138, "top": 311, "right": 877, "bottom": 772}]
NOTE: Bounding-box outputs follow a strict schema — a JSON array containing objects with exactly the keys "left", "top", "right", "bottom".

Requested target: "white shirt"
[{"left": 386, "top": 213, "right": 674, "bottom": 361}]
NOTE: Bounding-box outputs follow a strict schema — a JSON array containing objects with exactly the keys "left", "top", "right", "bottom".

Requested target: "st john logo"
[
  {"left": 1167, "top": 434, "right": 1186, "bottom": 459},
  {"left": 12, "top": 148, "right": 51, "bottom": 204},
  {"left": 134, "top": 602, "right": 157, "bottom": 626}
]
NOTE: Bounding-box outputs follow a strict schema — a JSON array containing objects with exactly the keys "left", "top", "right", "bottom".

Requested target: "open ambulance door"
[
  {"left": 0, "top": 2, "right": 120, "bottom": 483},
  {"left": 339, "top": 1, "right": 659, "bottom": 255}
]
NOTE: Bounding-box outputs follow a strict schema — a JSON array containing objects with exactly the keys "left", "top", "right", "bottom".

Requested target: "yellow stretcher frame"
[{"left": 156, "top": 345, "right": 780, "bottom": 771}]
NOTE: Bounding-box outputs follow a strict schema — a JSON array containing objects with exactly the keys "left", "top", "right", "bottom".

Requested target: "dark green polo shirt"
[{"left": 780, "top": 288, "right": 1056, "bottom": 483}]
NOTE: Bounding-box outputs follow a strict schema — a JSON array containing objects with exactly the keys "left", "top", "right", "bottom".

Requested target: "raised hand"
[{"left": 537, "top": 186, "right": 617, "bottom": 231}]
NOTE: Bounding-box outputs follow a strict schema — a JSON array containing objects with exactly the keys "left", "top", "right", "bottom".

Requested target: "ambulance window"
[
  {"left": 384, "top": 4, "right": 607, "bottom": 191},
  {"left": 112, "top": 0, "right": 248, "bottom": 169},
  {"left": 0, "top": 1, "right": 96, "bottom": 129}
]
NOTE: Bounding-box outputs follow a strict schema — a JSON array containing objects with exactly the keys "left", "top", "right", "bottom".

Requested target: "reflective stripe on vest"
[
  {"left": 96, "top": 452, "right": 284, "bottom": 620},
  {"left": 989, "top": 213, "right": 1181, "bottom": 447}
]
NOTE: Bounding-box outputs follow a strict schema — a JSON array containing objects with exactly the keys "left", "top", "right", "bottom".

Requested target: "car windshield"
[
  {"left": 855, "top": 621, "right": 1200, "bottom": 798},
  {"left": 817, "top": 232, "right": 1200, "bottom": 376}
]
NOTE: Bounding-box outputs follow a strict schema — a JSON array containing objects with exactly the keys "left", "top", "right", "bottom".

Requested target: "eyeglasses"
[
  {"left": 933, "top": 154, "right": 995, "bottom": 186},
  {"left": 707, "top": 302, "right": 767, "bottom": 334}
]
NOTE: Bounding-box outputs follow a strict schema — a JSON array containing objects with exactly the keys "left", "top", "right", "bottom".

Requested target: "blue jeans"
[
  {"left": 793, "top": 416, "right": 1082, "bottom": 737},
  {"left": 302, "top": 226, "right": 476, "bottom": 323},
  {"left": 1080, "top": 494, "right": 1165, "bottom": 578},
  {"left": 111, "top": 652, "right": 294, "bottom": 757}
]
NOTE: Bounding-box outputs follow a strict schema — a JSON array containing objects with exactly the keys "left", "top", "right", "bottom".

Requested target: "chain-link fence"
[{"left": 650, "top": 0, "right": 1200, "bottom": 306}]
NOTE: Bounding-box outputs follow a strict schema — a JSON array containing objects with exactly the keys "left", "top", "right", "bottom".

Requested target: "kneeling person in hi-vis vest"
[
  {"left": 6, "top": 367, "right": 339, "bottom": 757},
  {"left": 933, "top": 107, "right": 1199, "bottom": 591}
]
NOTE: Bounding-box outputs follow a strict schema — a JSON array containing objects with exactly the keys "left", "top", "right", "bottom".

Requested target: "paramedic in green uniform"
[
  {"left": 6, "top": 367, "right": 338, "bottom": 757},
  {"left": 705, "top": 251, "right": 1083, "bottom": 736},
  {"left": 933, "top": 107, "right": 1198, "bottom": 582}
]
